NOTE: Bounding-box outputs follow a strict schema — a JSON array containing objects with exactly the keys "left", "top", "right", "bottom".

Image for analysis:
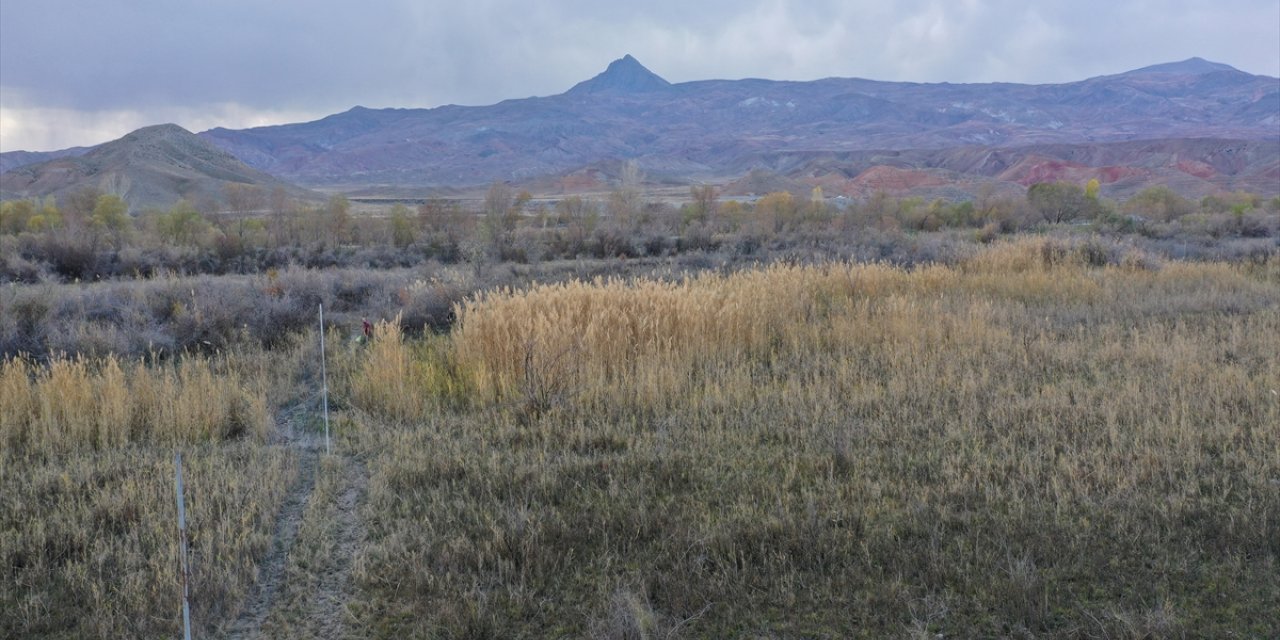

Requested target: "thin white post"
[
  {"left": 174, "top": 452, "right": 193, "bottom": 640},
  {"left": 319, "top": 303, "right": 331, "bottom": 455}
]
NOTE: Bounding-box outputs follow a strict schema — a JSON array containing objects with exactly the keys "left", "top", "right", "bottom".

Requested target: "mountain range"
[
  {"left": 198, "top": 55, "right": 1279, "bottom": 191},
  {"left": 2, "top": 55, "right": 1278, "bottom": 208}
]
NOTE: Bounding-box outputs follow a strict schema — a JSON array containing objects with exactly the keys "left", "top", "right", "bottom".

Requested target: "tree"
[
  {"left": 223, "top": 183, "right": 264, "bottom": 231},
  {"left": 223, "top": 183, "right": 264, "bottom": 216},
  {"left": 948, "top": 201, "right": 977, "bottom": 227},
  {"left": 419, "top": 198, "right": 470, "bottom": 258},
  {"left": 1199, "top": 191, "right": 1258, "bottom": 217},
  {"left": 856, "top": 190, "right": 899, "bottom": 229},
  {"left": 389, "top": 203, "right": 415, "bottom": 248},
  {"left": 0, "top": 200, "right": 35, "bottom": 234},
  {"left": 62, "top": 186, "right": 103, "bottom": 228},
  {"left": 1085, "top": 178, "right": 1101, "bottom": 200},
  {"left": 39, "top": 196, "right": 62, "bottom": 230},
  {"left": 91, "top": 194, "right": 131, "bottom": 248},
  {"left": 514, "top": 190, "right": 533, "bottom": 213},
  {"left": 608, "top": 160, "right": 645, "bottom": 230},
  {"left": 719, "top": 200, "right": 746, "bottom": 231},
  {"left": 894, "top": 197, "right": 933, "bottom": 231},
  {"left": 556, "top": 195, "right": 598, "bottom": 255},
  {"left": 620, "top": 160, "right": 644, "bottom": 191},
  {"left": 1126, "top": 186, "right": 1194, "bottom": 221},
  {"left": 323, "top": 195, "right": 351, "bottom": 243},
  {"left": 755, "top": 191, "right": 797, "bottom": 233},
  {"left": 687, "top": 185, "right": 719, "bottom": 227},
  {"left": 1027, "top": 181, "right": 1088, "bottom": 223},
  {"left": 483, "top": 183, "right": 522, "bottom": 259},
  {"left": 264, "top": 186, "right": 298, "bottom": 247},
  {"left": 91, "top": 194, "right": 128, "bottom": 229},
  {"left": 157, "top": 199, "right": 210, "bottom": 246},
  {"left": 216, "top": 184, "right": 266, "bottom": 265}
]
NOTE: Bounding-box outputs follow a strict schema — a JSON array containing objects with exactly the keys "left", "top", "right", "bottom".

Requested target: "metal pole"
[
  {"left": 175, "top": 452, "right": 193, "bottom": 640},
  {"left": 319, "top": 304, "right": 331, "bottom": 455}
]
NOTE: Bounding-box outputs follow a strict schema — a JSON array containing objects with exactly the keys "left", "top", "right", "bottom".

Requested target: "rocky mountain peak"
[{"left": 567, "top": 54, "right": 672, "bottom": 94}]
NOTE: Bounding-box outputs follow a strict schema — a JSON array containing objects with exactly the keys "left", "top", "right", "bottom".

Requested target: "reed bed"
[
  {"left": 439, "top": 238, "right": 1277, "bottom": 416},
  {"left": 0, "top": 352, "right": 270, "bottom": 456},
  {"left": 344, "top": 320, "right": 470, "bottom": 423},
  {"left": 343, "top": 238, "right": 1280, "bottom": 636}
]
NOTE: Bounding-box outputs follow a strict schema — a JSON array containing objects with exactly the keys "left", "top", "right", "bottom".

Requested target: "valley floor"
[{"left": 2, "top": 238, "right": 1278, "bottom": 638}]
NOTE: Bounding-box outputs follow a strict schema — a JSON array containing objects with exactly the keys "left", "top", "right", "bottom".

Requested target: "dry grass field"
[
  {"left": 0, "top": 343, "right": 306, "bottom": 638},
  {"left": 2, "top": 237, "right": 1277, "bottom": 637},
  {"left": 340, "top": 239, "right": 1279, "bottom": 637}
]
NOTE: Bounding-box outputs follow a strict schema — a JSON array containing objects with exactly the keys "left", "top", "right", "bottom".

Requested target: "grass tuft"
[{"left": 1, "top": 352, "right": 270, "bottom": 456}]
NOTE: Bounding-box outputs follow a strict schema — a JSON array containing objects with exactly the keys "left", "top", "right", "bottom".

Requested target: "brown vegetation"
[
  {"left": 1, "top": 443, "right": 298, "bottom": 638},
  {"left": 0, "top": 339, "right": 315, "bottom": 638},
  {"left": 0, "top": 352, "right": 269, "bottom": 456},
  {"left": 339, "top": 239, "right": 1279, "bottom": 636},
  {"left": 2, "top": 200, "right": 1277, "bottom": 637},
  {"left": 3, "top": 181, "right": 1277, "bottom": 285}
]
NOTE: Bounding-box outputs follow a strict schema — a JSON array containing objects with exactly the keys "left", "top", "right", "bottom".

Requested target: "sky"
[{"left": 2, "top": 0, "right": 1278, "bottom": 152}]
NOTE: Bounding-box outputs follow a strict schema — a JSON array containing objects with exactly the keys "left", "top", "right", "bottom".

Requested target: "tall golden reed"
[
  {"left": 0, "top": 353, "right": 270, "bottom": 455},
  {"left": 346, "top": 237, "right": 1278, "bottom": 428},
  {"left": 346, "top": 317, "right": 470, "bottom": 421}
]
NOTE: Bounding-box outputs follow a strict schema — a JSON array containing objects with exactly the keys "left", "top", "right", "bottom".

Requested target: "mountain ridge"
[
  {"left": 193, "top": 55, "right": 1278, "bottom": 190},
  {"left": 0, "top": 124, "right": 316, "bottom": 210},
  {"left": 4, "top": 56, "right": 1278, "bottom": 199},
  {"left": 1120, "top": 57, "right": 1241, "bottom": 76}
]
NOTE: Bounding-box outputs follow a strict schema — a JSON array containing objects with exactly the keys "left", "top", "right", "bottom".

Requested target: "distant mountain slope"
[
  {"left": 754, "top": 137, "right": 1280, "bottom": 200},
  {"left": 0, "top": 147, "right": 91, "bottom": 174},
  {"left": 196, "top": 55, "right": 1279, "bottom": 189},
  {"left": 0, "top": 124, "right": 314, "bottom": 210},
  {"left": 1115, "top": 57, "right": 1240, "bottom": 76}
]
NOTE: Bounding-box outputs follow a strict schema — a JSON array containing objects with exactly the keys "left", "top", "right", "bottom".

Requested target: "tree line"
[{"left": 1, "top": 178, "right": 1276, "bottom": 282}]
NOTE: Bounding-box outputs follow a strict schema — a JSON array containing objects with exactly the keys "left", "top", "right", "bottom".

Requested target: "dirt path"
[
  {"left": 219, "top": 346, "right": 373, "bottom": 639},
  {"left": 223, "top": 392, "right": 325, "bottom": 640},
  {"left": 223, "top": 446, "right": 320, "bottom": 639},
  {"left": 304, "top": 457, "right": 368, "bottom": 638}
]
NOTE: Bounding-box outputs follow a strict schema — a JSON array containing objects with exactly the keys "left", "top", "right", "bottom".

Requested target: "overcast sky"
[{"left": 2, "top": 0, "right": 1278, "bottom": 152}]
